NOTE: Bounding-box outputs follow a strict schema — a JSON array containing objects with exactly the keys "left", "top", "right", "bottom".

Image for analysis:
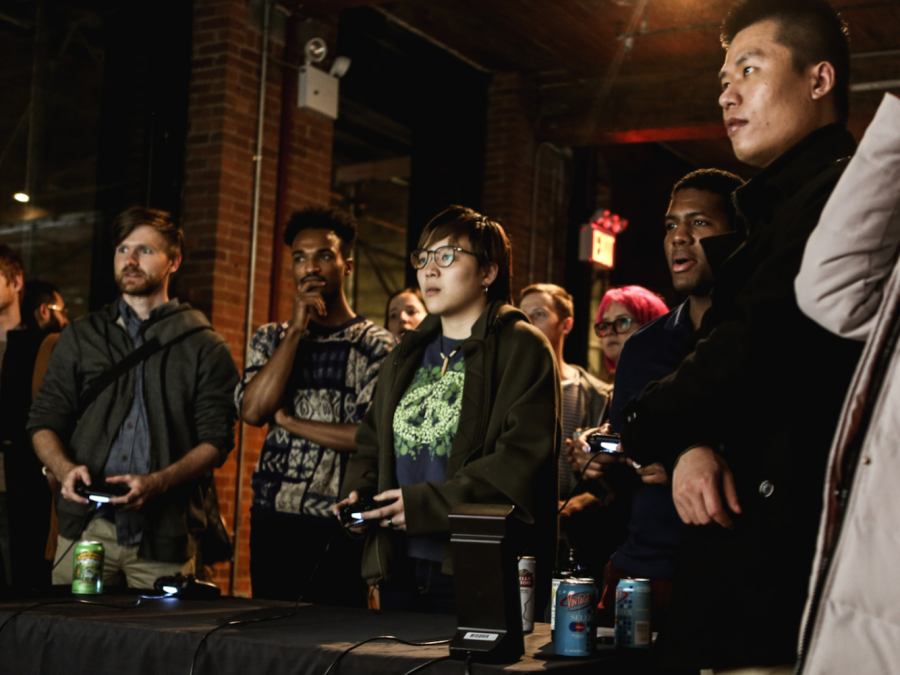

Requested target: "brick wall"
[
  {"left": 180, "top": 0, "right": 334, "bottom": 596},
  {"left": 482, "top": 73, "right": 570, "bottom": 299}
]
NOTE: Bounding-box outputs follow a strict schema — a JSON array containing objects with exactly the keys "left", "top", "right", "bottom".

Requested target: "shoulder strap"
[{"left": 77, "top": 325, "right": 212, "bottom": 416}]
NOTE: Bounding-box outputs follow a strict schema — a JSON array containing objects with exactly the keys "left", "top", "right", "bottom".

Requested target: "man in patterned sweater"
[{"left": 237, "top": 206, "right": 394, "bottom": 604}]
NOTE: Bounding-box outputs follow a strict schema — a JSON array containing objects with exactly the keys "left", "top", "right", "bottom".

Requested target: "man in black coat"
[{"left": 620, "top": 0, "right": 863, "bottom": 670}]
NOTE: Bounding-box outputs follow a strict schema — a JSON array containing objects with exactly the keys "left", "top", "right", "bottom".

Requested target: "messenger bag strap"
[{"left": 77, "top": 325, "right": 212, "bottom": 417}]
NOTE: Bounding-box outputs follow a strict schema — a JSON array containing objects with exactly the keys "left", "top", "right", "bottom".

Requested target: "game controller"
[
  {"left": 339, "top": 496, "right": 397, "bottom": 528},
  {"left": 154, "top": 573, "right": 221, "bottom": 599},
  {"left": 74, "top": 479, "right": 131, "bottom": 504}
]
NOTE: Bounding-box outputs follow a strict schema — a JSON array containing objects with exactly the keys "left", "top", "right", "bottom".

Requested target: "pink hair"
[{"left": 597, "top": 285, "right": 669, "bottom": 373}]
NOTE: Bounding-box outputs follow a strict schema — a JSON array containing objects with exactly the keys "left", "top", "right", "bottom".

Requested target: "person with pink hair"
[{"left": 596, "top": 285, "right": 669, "bottom": 374}]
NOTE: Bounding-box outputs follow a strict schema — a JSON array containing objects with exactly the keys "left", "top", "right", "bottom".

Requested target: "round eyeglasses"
[
  {"left": 594, "top": 316, "right": 634, "bottom": 338},
  {"left": 410, "top": 246, "right": 477, "bottom": 270}
]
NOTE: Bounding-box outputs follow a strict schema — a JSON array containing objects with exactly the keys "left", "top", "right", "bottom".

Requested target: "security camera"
[{"left": 304, "top": 38, "right": 327, "bottom": 64}]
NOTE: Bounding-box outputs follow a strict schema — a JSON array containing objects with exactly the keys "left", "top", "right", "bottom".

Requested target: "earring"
[{"left": 482, "top": 285, "right": 488, "bottom": 294}]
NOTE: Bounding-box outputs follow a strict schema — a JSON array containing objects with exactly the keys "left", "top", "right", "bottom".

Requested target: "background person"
[
  {"left": 596, "top": 285, "right": 668, "bottom": 375},
  {"left": 335, "top": 206, "right": 559, "bottom": 614},
  {"left": 570, "top": 169, "right": 744, "bottom": 628},
  {"left": 237, "top": 206, "right": 395, "bottom": 605},
  {"left": 29, "top": 207, "right": 240, "bottom": 589},
  {"left": 384, "top": 287, "right": 427, "bottom": 341},
  {"left": 0, "top": 279, "right": 71, "bottom": 591}
]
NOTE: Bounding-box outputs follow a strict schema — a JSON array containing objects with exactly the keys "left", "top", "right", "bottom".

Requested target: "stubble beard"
[{"left": 116, "top": 267, "right": 165, "bottom": 297}]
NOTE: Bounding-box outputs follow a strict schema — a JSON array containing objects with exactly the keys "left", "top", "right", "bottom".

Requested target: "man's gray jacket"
[{"left": 27, "top": 299, "right": 239, "bottom": 563}]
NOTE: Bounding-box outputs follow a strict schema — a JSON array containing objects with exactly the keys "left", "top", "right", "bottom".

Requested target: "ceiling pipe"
[{"left": 850, "top": 79, "right": 900, "bottom": 92}]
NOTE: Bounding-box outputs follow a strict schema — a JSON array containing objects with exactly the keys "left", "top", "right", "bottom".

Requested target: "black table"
[{"left": 0, "top": 594, "right": 657, "bottom": 674}]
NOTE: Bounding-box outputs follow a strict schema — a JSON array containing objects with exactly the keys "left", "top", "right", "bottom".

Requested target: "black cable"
[
  {"left": 320, "top": 636, "right": 453, "bottom": 675},
  {"left": 463, "top": 651, "right": 473, "bottom": 675},
  {"left": 188, "top": 530, "right": 342, "bottom": 675},
  {"left": 557, "top": 451, "right": 606, "bottom": 515},
  {"left": 50, "top": 502, "right": 98, "bottom": 571},
  {"left": 401, "top": 655, "right": 453, "bottom": 675},
  {"left": 187, "top": 609, "right": 298, "bottom": 675}
]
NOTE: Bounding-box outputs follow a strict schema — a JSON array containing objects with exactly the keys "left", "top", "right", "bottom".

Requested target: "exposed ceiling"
[{"left": 302, "top": 0, "right": 900, "bottom": 172}]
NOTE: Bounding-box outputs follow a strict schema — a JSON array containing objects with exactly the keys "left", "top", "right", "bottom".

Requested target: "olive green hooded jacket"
[{"left": 342, "top": 301, "right": 560, "bottom": 589}]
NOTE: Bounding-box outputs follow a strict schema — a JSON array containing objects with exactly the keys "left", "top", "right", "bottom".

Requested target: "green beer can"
[{"left": 72, "top": 540, "right": 105, "bottom": 594}]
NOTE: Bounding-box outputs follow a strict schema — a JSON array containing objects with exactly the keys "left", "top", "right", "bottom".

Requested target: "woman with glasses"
[
  {"left": 596, "top": 286, "right": 668, "bottom": 374},
  {"left": 334, "top": 205, "right": 558, "bottom": 614}
]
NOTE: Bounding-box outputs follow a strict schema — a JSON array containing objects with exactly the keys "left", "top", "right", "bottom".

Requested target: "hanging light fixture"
[{"left": 13, "top": 192, "right": 29, "bottom": 203}]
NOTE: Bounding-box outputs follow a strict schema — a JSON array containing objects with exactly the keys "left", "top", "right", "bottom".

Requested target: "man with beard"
[
  {"left": 28, "top": 207, "right": 239, "bottom": 588},
  {"left": 237, "top": 206, "right": 394, "bottom": 604},
  {"left": 0, "top": 280, "right": 69, "bottom": 591}
]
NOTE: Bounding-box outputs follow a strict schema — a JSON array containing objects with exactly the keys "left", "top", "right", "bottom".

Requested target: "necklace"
[{"left": 439, "top": 334, "right": 462, "bottom": 378}]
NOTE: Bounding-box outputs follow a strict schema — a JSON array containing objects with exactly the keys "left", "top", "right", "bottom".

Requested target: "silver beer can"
[{"left": 518, "top": 556, "right": 536, "bottom": 633}]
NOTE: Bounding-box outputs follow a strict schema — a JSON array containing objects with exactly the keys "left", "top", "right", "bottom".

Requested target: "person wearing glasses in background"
[
  {"left": 335, "top": 206, "right": 559, "bottom": 614},
  {"left": 595, "top": 286, "right": 669, "bottom": 376}
]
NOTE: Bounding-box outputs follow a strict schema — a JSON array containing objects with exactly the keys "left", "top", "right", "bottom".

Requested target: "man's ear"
[
  {"left": 561, "top": 316, "right": 574, "bottom": 337},
  {"left": 344, "top": 258, "right": 354, "bottom": 276},
  {"left": 168, "top": 254, "right": 183, "bottom": 275},
  {"left": 12, "top": 274, "right": 23, "bottom": 294},
  {"left": 36, "top": 304, "right": 50, "bottom": 325},
  {"left": 809, "top": 60, "right": 836, "bottom": 102}
]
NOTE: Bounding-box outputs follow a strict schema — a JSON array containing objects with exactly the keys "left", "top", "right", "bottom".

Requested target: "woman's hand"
[
  {"left": 333, "top": 491, "right": 372, "bottom": 534},
  {"left": 364, "top": 489, "right": 407, "bottom": 532}
]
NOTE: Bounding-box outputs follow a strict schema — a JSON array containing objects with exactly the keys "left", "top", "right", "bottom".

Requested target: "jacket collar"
[
  {"left": 732, "top": 123, "right": 856, "bottom": 236},
  {"left": 398, "top": 300, "right": 526, "bottom": 356}
]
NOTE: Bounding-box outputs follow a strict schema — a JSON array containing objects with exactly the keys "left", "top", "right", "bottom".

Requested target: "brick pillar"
[
  {"left": 180, "top": 0, "right": 335, "bottom": 596},
  {"left": 482, "top": 73, "right": 571, "bottom": 298}
]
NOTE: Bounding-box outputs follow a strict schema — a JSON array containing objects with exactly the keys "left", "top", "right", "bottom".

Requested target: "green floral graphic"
[{"left": 393, "top": 359, "right": 464, "bottom": 461}]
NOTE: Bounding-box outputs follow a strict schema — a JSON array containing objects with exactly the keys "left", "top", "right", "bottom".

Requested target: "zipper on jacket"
[{"left": 796, "top": 302, "right": 900, "bottom": 673}]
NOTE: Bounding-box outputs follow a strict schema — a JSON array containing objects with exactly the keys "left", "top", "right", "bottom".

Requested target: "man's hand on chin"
[{"left": 672, "top": 445, "right": 741, "bottom": 529}]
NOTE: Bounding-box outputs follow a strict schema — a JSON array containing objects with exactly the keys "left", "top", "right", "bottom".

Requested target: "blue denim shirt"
[{"left": 97, "top": 298, "right": 175, "bottom": 545}]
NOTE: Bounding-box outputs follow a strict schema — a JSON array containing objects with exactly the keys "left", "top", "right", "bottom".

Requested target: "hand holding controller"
[
  {"left": 339, "top": 496, "right": 397, "bottom": 528},
  {"left": 74, "top": 479, "right": 130, "bottom": 504}
]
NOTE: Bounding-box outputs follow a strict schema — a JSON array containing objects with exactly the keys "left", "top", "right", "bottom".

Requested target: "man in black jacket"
[
  {"left": 620, "top": 0, "right": 863, "bottom": 670},
  {"left": 28, "top": 207, "right": 239, "bottom": 589}
]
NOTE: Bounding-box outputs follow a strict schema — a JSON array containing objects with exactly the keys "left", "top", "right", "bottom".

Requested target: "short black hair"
[
  {"left": 22, "top": 280, "right": 60, "bottom": 330},
  {"left": 721, "top": 0, "right": 850, "bottom": 124},
  {"left": 418, "top": 206, "right": 513, "bottom": 305},
  {"left": 671, "top": 169, "right": 745, "bottom": 228},
  {"left": 283, "top": 206, "right": 357, "bottom": 257},
  {"left": 110, "top": 207, "right": 184, "bottom": 259}
]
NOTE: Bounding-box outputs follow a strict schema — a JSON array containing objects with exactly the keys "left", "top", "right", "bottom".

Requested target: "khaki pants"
[{"left": 53, "top": 517, "right": 193, "bottom": 590}]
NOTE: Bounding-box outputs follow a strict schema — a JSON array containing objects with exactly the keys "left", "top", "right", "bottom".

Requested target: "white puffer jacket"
[{"left": 795, "top": 92, "right": 900, "bottom": 675}]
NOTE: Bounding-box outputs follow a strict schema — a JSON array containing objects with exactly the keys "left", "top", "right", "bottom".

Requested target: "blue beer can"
[
  {"left": 554, "top": 579, "right": 597, "bottom": 657},
  {"left": 614, "top": 578, "right": 651, "bottom": 648}
]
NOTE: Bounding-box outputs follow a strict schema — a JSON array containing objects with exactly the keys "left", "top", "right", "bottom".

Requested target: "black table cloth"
[{"left": 0, "top": 595, "right": 657, "bottom": 674}]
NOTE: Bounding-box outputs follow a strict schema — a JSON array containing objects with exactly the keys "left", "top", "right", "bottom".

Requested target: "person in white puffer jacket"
[{"left": 795, "top": 92, "right": 900, "bottom": 675}]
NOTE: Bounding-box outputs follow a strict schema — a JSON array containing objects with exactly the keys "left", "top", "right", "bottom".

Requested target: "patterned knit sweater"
[{"left": 236, "top": 316, "right": 394, "bottom": 520}]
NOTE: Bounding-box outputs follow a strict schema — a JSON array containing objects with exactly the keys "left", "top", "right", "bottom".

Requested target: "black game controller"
[
  {"left": 74, "top": 479, "right": 131, "bottom": 504},
  {"left": 339, "top": 497, "right": 397, "bottom": 528},
  {"left": 154, "top": 573, "right": 221, "bottom": 599}
]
